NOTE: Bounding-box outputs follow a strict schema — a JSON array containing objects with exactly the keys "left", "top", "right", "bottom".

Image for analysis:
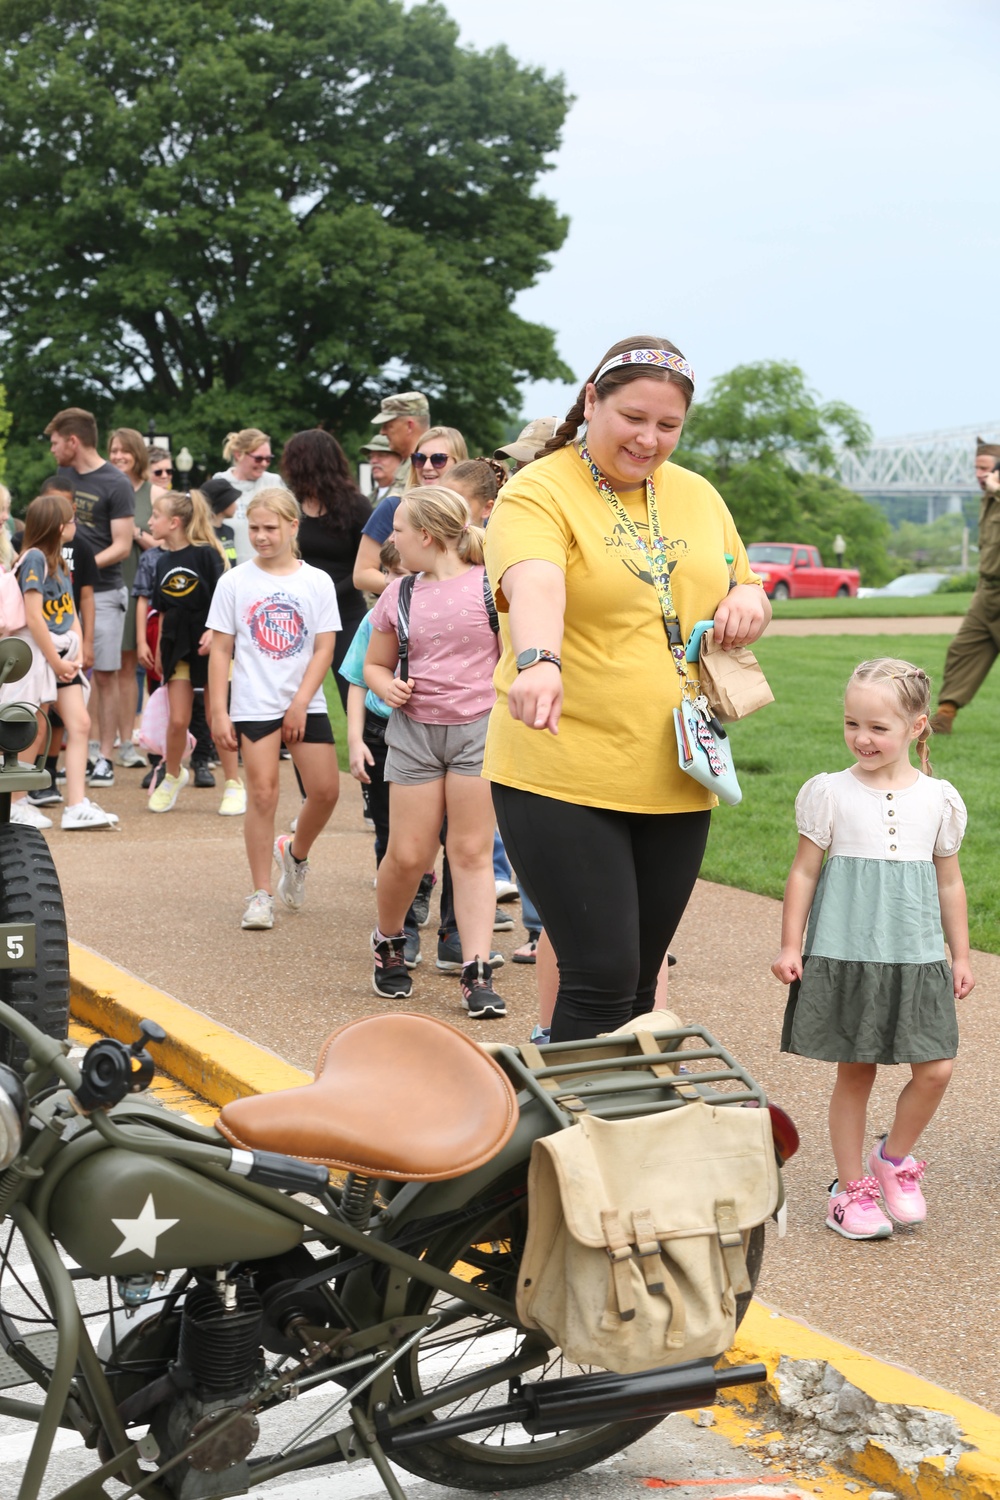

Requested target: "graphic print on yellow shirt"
[{"left": 483, "top": 445, "right": 761, "bottom": 814}]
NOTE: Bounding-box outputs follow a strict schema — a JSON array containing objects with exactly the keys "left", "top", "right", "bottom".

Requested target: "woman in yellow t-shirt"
[{"left": 483, "top": 333, "right": 770, "bottom": 1042}]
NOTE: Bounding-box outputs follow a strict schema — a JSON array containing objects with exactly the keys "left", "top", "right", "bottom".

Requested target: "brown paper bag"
[{"left": 699, "top": 629, "right": 774, "bottom": 722}]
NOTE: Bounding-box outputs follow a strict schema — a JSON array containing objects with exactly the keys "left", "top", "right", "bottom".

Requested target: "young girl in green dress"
[{"left": 772, "top": 658, "right": 974, "bottom": 1241}]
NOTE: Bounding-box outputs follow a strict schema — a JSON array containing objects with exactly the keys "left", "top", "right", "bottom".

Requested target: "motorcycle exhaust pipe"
[
  {"left": 382, "top": 1359, "right": 766, "bottom": 1450},
  {"left": 519, "top": 1358, "right": 767, "bottom": 1434}
]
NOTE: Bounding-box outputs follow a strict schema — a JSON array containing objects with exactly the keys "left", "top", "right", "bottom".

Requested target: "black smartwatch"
[{"left": 515, "top": 648, "right": 562, "bottom": 672}]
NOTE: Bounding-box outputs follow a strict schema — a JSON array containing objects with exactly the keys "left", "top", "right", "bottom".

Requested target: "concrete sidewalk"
[{"left": 70, "top": 942, "right": 1000, "bottom": 1500}]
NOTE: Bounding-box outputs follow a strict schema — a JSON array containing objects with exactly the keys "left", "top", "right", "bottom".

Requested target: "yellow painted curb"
[
  {"left": 68, "top": 941, "right": 310, "bottom": 1108},
  {"left": 720, "top": 1301, "right": 1000, "bottom": 1500}
]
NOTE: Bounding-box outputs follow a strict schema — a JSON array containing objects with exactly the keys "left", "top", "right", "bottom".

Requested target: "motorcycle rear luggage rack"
[{"left": 493, "top": 1023, "right": 767, "bottom": 1128}]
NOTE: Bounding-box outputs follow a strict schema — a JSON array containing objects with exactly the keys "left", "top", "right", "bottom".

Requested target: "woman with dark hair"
[
  {"left": 108, "top": 427, "right": 165, "bottom": 768},
  {"left": 281, "top": 429, "right": 371, "bottom": 707},
  {"left": 483, "top": 334, "right": 771, "bottom": 1043}
]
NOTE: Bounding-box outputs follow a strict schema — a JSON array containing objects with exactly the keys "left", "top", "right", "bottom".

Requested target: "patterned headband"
[{"left": 594, "top": 348, "right": 696, "bottom": 389}]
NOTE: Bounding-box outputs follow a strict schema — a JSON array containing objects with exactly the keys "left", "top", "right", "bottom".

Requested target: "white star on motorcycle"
[{"left": 111, "top": 1195, "right": 179, "bottom": 1259}]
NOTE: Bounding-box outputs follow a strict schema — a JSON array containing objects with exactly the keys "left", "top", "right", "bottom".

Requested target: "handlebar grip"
[{"left": 229, "top": 1148, "right": 330, "bottom": 1195}]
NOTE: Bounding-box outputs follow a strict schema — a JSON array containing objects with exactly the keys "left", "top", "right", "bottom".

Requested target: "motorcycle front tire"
[
  {"left": 391, "top": 1172, "right": 765, "bottom": 1491},
  {"left": 0, "top": 822, "right": 70, "bottom": 1072}
]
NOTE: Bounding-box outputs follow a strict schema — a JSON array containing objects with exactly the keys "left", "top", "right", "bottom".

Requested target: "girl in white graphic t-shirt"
[
  {"left": 364, "top": 486, "right": 503, "bottom": 1020},
  {"left": 207, "top": 488, "right": 340, "bottom": 931}
]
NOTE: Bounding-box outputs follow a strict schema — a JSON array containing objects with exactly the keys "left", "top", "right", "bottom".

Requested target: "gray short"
[
  {"left": 384, "top": 710, "right": 489, "bottom": 785},
  {"left": 92, "top": 587, "right": 129, "bottom": 672}
]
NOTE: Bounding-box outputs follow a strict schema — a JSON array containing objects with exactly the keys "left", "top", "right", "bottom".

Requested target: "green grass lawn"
[
  {"left": 321, "top": 629, "right": 998, "bottom": 954},
  {"left": 771, "top": 594, "right": 972, "bottom": 620},
  {"left": 704, "top": 633, "right": 1000, "bottom": 955},
  {"left": 323, "top": 673, "right": 350, "bottom": 772}
]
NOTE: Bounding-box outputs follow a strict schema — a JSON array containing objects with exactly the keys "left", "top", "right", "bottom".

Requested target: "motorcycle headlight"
[{"left": 0, "top": 1064, "right": 27, "bottom": 1171}]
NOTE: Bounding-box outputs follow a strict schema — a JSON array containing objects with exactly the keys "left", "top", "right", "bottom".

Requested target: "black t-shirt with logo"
[
  {"left": 151, "top": 543, "right": 226, "bottom": 683},
  {"left": 56, "top": 462, "right": 135, "bottom": 591}
]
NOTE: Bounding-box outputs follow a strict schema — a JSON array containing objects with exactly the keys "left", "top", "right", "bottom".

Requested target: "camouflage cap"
[
  {"left": 495, "top": 416, "right": 560, "bottom": 465},
  {"left": 976, "top": 435, "right": 1000, "bottom": 459},
  {"left": 371, "top": 391, "right": 430, "bottom": 425},
  {"left": 360, "top": 434, "right": 394, "bottom": 453}
]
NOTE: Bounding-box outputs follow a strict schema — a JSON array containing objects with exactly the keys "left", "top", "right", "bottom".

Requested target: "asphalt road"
[{"left": 41, "top": 674, "right": 999, "bottom": 1415}]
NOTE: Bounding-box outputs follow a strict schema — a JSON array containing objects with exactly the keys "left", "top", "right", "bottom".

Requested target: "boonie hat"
[
  {"left": 360, "top": 434, "right": 394, "bottom": 454},
  {"left": 371, "top": 391, "right": 430, "bottom": 425},
  {"left": 495, "top": 416, "right": 559, "bottom": 466},
  {"left": 199, "top": 476, "right": 242, "bottom": 515}
]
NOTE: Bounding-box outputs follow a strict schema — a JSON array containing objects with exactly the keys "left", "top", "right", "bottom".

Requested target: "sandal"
[{"left": 513, "top": 933, "right": 540, "bottom": 964}]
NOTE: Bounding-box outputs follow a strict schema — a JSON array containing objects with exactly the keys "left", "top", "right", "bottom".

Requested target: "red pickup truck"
[{"left": 747, "top": 543, "right": 860, "bottom": 600}]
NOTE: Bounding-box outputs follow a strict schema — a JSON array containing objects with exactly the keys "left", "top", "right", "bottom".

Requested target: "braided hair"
[
  {"left": 848, "top": 657, "right": 935, "bottom": 776},
  {"left": 540, "top": 334, "right": 695, "bottom": 459},
  {"left": 448, "top": 458, "right": 508, "bottom": 507}
]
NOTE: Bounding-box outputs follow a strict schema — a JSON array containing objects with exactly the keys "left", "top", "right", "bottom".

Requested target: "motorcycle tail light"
[
  {"left": 0, "top": 1064, "right": 27, "bottom": 1172},
  {"left": 767, "top": 1102, "right": 800, "bottom": 1163}
]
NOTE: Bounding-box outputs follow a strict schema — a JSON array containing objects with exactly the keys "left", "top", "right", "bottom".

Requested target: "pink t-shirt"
[{"left": 370, "top": 566, "right": 499, "bottom": 724}]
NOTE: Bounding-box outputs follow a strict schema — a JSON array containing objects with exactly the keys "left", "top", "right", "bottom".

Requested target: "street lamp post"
[
  {"left": 833, "top": 533, "right": 846, "bottom": 567},
  {"left": 175, "top": 447, "right": 193, "bottom": 495}
]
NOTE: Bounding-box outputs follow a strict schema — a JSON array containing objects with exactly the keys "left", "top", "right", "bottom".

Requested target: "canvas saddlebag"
[{"left": 516, "top": 1099, "right": 779, "bottom": 1374}]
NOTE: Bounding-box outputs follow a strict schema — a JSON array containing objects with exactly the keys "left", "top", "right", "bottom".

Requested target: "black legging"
[{"left": 493, "top": 785, "right": 710, "bottom": 1042}]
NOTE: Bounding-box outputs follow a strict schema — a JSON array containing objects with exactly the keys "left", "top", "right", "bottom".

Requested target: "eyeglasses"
[
  {"left": 413, "top": 451, "right": 451, "bottom": 469},
  {"left": 248, "top": 453, "right": 272, "bottom": 466},
  {"left": 151, "top": 466, "right": 173, "bottom": 478}
]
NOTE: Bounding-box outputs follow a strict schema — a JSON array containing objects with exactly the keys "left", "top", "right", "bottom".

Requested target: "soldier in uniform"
[
  {"left": 352, "top": 391, "right": 431, "bottom": 598},
  {"left": 930, "top": 436, "right": 1000, "bottom": 733}
]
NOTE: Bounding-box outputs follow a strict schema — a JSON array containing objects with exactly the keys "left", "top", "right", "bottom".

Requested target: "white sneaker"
[
  {"left": 148, "top": 766, "right": 189, "bottom": 813},
  {"left": 241, "top": 889, "right": 274, "bottom": 930},
  {"left": 218, "top": 779, "right": 246, "bottom": 817},
  {"left": 11, "top": 799, "right": 52, "bottom": 829},
  {"left": 495, "top": 878, "right": 518, "bottom": 902},
  {"left": 116, "top": 741, "right": 147, "bottom": 769},
  {"left": 274, "top": 834, "right": 308, "bottom": 911},
  {"left": 61, "top": 798, "right": 119, "bottom": 830}
]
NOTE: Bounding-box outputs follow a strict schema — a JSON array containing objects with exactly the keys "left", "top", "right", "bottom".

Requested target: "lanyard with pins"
[{"left": 577, "top": 441, "right": 697, "bottom": 698}]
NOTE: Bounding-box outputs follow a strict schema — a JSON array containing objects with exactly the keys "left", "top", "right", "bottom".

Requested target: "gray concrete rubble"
[{"left": 753, "top": 1357, "right": 970, "bottom": 1475}]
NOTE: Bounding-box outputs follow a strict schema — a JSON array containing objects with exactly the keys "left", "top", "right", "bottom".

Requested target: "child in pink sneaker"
[{"left": 771, "top": 658, "right": 975, "bottom": 1240}]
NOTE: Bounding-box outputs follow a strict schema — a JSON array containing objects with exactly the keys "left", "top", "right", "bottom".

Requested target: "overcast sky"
[{"left": 438, "top": 0, "right": 999, "bottom": 442}]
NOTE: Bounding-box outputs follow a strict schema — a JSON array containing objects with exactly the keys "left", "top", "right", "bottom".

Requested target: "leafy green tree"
[
  {"left": 677, "top": 360, "right": 894, "bottom": 585},
  {"left": 0, "top": 0, "right": 572, "bottom": 495},
  {"left": 889, "top": 514, "right": 975, "bottom": 571},
  {"left": 0, "top": 384, "right": 11, "bottom": 485}
]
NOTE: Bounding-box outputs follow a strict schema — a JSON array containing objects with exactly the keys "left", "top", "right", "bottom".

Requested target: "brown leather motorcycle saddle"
[{"left": 215, "top": 1012, "right": 519, "bottom": 1181}]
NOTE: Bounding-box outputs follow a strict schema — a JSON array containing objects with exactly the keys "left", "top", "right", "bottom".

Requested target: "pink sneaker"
[
  {"left": 868, "top": 1139, "right": 927, "bottom": 1225},
  {"left": 826, "top": 1176, "right": 893, "bottom": 1240}
]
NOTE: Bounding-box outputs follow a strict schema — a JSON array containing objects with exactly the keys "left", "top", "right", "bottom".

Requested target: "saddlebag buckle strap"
[{"left": 715, "top": 1198, "right": 751, "bottom": 1294}]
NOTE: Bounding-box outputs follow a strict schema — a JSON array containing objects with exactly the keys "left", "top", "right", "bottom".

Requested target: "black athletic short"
[{"left": 235, "top": 712, "right": 334, "bottom": 745}]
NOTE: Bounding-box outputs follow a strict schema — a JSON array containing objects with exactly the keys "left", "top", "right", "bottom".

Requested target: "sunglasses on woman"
[
  {"left": 413, "top": 451, "right": 451, "bottom": 469},
  {"left": 151, "top": 466, "right": 173, "bottom": 478}
]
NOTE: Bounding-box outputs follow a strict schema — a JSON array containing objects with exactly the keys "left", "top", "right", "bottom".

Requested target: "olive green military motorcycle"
[{"left": 0, "top": 646, "right": 799, "bottom": 1500}]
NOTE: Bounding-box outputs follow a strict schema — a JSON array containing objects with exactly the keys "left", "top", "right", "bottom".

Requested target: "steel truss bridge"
[{"left": 828, "top": 421, "right": 1000, "bottom": 525}]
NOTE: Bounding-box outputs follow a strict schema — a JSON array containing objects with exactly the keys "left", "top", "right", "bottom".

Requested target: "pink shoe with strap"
[
  {"left": 868, "top": 1139, "right": 927, "bottom": 1225},
  {"left": 826, "top": 1176, "right": 893, "bottom": 1240}
]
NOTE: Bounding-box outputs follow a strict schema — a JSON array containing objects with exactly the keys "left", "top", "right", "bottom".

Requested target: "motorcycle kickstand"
[{"left": 349, "top": 1402, "right": 412, "bottom": 1500}]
